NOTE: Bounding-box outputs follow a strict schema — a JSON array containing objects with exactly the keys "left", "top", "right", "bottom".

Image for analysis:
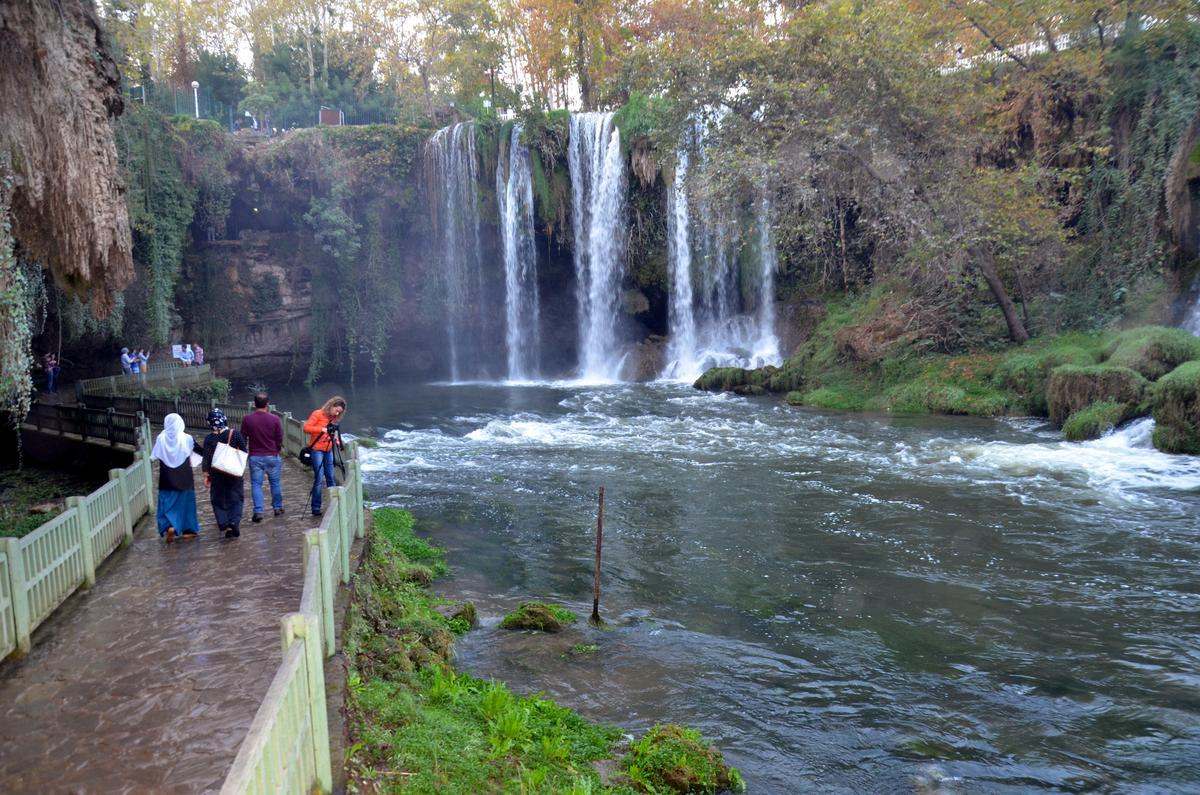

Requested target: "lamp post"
[{"left": 191, "top": 80, "right": 200, "bottom": 119}]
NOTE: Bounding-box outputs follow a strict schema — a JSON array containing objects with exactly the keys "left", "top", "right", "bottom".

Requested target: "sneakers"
[
  {"left": 252, "top": 513, "right": 263, "bottom": 523},
  {"left": 273, "top": 508, "right": 285, "bottom": 517}
]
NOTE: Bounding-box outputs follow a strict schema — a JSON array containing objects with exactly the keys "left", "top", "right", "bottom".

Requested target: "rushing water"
[
  {"left": 284, "top": 380, "right": 1200, "bottom": 791},
  {"left": 425, "top": 122, "right": 485, "bottom": 380},
  {"left": 497, "top": 124, "right": 541, "bottom": 381},
  {"left": 569, "top": 112, "right": 629, "bottom": 382}
]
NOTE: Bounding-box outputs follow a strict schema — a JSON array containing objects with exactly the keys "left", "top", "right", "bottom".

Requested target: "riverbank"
[
  {"left": 344, "top": 508, "right": 745, "bottom": 793},
  {"left": 696, "top": 296, "right": 1200, "bottom": 453}
]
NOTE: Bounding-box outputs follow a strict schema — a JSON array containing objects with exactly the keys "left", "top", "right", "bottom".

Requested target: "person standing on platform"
[{"left": 241, "top": 392, "right": 285, "bottom": 522}]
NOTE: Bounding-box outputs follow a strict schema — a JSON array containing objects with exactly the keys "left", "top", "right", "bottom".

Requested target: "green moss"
[
  {"left": 1102, "top": 326, "right": 1200, "bottom": 380},
  {"left": 500, "top": 601, "right": 578, "bottom": 633},
  {"left": 567, "top": 643, "right": 599, "bottom": 657},
  {"left": 374, "top": 507, "right": 448, "bottom": 578},
  {"left": 622, "top": 724, "right": 746, "bottom": 794},
  {"left": 883, "top": 357, "right": 1008, "bottom": 416},
  {"left": 354, "top": 436, "right": 380, "bottom": 449},
  {"left": 796, "top": 384, "right": 871, "bottom": 412},
  {"left": 693, "top": 367, "right": 753, "bottom": 393},
  {"left": 1045, "top": 364, "right": 1148, "bottom": 426},
  {"left": 0, "top": 467, "right": 103, "bottom": 538},
  {"left": 1150, "top": 360, "right": 1200, "bottom": 453},
  {"left": 1061, "top": 400, "right": 1130, "bottom": 441},
  {"left": 992, "top": 333, "right": 1107, "bottom": 415}
]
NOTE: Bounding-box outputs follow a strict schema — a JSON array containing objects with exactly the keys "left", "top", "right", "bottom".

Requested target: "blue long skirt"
[{"left": 157, "top": 489, "right": 200, "bottom": 536}]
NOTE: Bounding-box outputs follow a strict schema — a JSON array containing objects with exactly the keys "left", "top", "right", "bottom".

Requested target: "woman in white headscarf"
[{"left": 152, "top": 413, "right": 200, "bottom": 541}]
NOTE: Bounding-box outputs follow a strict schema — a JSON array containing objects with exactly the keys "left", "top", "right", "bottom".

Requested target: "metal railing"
[
  {"left": 221, "top": 421, "right": 364, "bottom": 794},
  {"left": 24, "top": 403, "right": 144, "bottom": 447},
  {"left": 1, "top": 419, "right": 154, "bottom": 660},
  {"left": 76, "top": 364, "right": 215, "bottom": 399},
  {"left": 80, "top": 394, "right": 263, "bottom": 434}
]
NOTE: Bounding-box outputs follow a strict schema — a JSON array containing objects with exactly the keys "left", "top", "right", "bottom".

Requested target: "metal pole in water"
[{"left": 591, "top": 485, "right": 605, "bottom": 625}]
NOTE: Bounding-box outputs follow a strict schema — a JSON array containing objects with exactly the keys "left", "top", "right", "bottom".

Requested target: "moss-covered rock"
[
  {"left": 1150, "top": 360, "right": 1200, "bottom": 454},
  {"left": 765, "top": 362, "right": 804, "bottom": 393},
  {"left": 499, "top": 601, "right": 578, "bottom": 632},
  {"left": 1046, "top": 364, "right": 1148, "bottom": 427},
  {"left": 731, "top": 384, "right": 767, "bottom": 397},
  {"left": 693, "top": 367, "right": 752, "bottom": 393},
  {"left": 621, "top": 724, "right": 746, "bottom": 793},
  {"left": 1103, "top": 326, "right": 1200, "bottom": 380},
  {"left": 1061, "top": 401, "right": 1131, "bottom": 441},
  {"left": 993, "top": 337, "right": 1102, "bottom": 416}
]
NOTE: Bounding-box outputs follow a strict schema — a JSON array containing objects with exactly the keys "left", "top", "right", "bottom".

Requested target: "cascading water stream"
[
  {"left": 569, "top": 112, "right": 628, "bottom": 382},
  {"left": 666, "top": 150, "right": 698, "bottom": 377},
  {"left": 425, "top": 122, "right": 483, "bottom": 381},
  {"left": 497, "top": 124, "right": 540, "bottom": 381},
  {"left": 754, "top": 194, "right": 781, "bottom": 363}
]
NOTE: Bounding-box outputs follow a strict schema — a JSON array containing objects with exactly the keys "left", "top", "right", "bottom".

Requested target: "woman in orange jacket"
[{"left": 304, "top": 396, "right": 346, "bottom": 516}]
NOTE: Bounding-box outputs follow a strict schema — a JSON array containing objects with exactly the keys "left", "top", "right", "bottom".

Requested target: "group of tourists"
[
  {"left": 119, "top": 348, "right": 151, "bottom": 375},
  {"left": 173, "top": 343, "right": 204, "bottom": 367},
  {"left": 148, "top": 393, "right": 348, "bottom": 541}
]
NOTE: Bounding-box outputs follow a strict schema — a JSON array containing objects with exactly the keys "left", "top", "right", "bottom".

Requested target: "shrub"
[
  {"left": 1103, "top": 326, "right": 1200, "bottom": 380},
  {"left": 1150, "top": 360, "right": 1200, "bottom": 454},
  {"left": 1045, "top": 364, "right": 1147, "bottom": 427}
]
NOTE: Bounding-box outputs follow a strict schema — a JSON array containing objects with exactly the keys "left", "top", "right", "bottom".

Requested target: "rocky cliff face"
[{"left": 0, "top": 0, "right": 132, "bottom": 310}]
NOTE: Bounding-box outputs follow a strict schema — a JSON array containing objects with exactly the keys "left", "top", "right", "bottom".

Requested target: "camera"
[{"left": 326, "top": 423, "right": 340, "bottom": 434}]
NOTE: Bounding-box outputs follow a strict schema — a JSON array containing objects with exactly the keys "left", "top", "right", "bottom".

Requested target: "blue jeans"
[
  {"left": 249, "top": 455, "right": 283, "bottom": 513},
  {"left": 310, "top": 450, "right": 336, "bottom": 512}
]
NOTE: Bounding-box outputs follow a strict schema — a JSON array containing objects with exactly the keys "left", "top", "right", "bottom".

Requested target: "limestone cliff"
[{"left": 0, "top": 0, "right": 132, "bottom": 310}]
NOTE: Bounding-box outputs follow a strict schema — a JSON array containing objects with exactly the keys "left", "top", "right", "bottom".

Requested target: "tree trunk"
[{"left": 973, "top": 248, "right": 1030, "bottom": 342}]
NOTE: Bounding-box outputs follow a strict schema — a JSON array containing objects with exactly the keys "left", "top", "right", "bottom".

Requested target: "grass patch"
[
  {"left": 500, "top": 601, "right": 578, "bottom": 633},
  {"left": 1103, "top": 326, "right": 1200, "bottom": 380},
  {"left": 347, "top": 508, "right": 743, "bottom": 793},
  {"left": 354, "top": 436, "right": 380, "bottom": 449},
  {"left": 1046, "top": 364, "right": 1148, "bottom": 426},
  {"left": 1061, "top": 400, "right": 1129, "bottom": 441},
  {"left": 0, "top": 467, "right": 104, "bottom": 538},
  {"left": 1151, "top": 360, "right": 1200, "bottom": 453}
]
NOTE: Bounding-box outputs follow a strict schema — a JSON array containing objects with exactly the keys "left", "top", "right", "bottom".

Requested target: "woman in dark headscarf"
[{"left": 201, "top": 408, "right": 248, "bottom": 538}]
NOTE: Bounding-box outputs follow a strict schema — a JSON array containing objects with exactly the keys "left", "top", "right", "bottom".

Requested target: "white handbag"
[{"left": 212, "top": 428, "right": 248, "bottom": 477}]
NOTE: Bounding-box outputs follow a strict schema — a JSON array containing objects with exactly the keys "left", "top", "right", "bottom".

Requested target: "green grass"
[
  {"left": 1150, "top": 360, "right": 1200, "bottom": 453},
  {"left": 346, "top": 508, "right": 744, "bottom": 793},
  {"left": 0, "top": 467, "right": 103, "bottom": 538},
  {"left": 1061, "top": 400, "right": 1129, "bottom": 441},
  {"left": 500, "top": 601, "right": 579, "bottom": 632},
  {"left": 1102, "top": 325, "right": 1200, "bottom": 379}
]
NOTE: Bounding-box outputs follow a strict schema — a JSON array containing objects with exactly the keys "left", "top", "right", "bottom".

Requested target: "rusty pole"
[{"left": 590, "top": 485, "right": 605, "bottom": 625}]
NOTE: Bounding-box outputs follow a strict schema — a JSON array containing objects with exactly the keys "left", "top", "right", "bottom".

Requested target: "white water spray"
[
  {"left": 497, "top": 124, "right": 541, "bottom": 381},
  {"left": 569, "top": 112, "right": 628, "bottom": 382},
  {"left": 666, "top": 150, "right": 698, "bottom": 377}
]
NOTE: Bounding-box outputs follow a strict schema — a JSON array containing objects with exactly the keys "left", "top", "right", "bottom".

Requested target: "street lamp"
[{"left": 191, "top": 80, "right": 200, "bottom": 119}]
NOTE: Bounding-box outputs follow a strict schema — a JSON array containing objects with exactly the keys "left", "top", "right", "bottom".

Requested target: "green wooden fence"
[
  {"left": 76, "top": 364, "right": 214, "bottom": 398},
  {"left": 221, "top": 417, "right": 365, "bottom": 794},
  {"left": 0, "top": 418, "right": 154, "bottom": 660}
]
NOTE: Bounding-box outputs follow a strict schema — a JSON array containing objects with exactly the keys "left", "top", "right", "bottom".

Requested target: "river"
[{"left": 276, "top": 380, "right": 1200, "bottom": 792}]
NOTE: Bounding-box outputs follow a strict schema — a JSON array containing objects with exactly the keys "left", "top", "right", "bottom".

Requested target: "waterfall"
[
  {"left": 754, "top": 194, "right": 781, "bottom": 362},
  {"left": 569, "top": 112, "right": 628, "bottom": 382},
  {"left": 659, "top": 123, "right": 782, "bottom": 381},
  {"left": 1184, "top": 285, "right": 1200, "bottom": 335},
  {"left": 666, "top": 150, "right": 698, "bottom": 377},
  {"left": 497, "top": 124, "right": 541, "bottom": 381},
  {"left": 425, "top": 122, "right": 483, "bottom": 381}
]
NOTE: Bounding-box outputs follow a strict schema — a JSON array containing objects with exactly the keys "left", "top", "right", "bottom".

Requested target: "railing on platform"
[
  {"left": 23, "top": 403, "right": 144, "bottom": 448},
  {"left": 1, "top": 419, "right": 155, "bottom": 660},
  {"left": 81, "top": 394, "right": 263, "bottom": 433},
  {"left": 76, "top": 364, "right": 214, "bottom": 399},
  {"left": 221, "top": 439, "right": 364, "bottom": 795}
]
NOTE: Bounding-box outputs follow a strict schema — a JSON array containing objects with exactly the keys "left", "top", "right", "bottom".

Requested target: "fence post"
[
  {"left": 4, "top": 538, "right": 32, "bottom": 655},
  {"left": 107, "top": 408, "right": 116, "bottom": 446},
  {"left": 110, "top": 468, "right": 133, "bottom": 545},
  {"left": 305, "top": 532, "right": 336, "bottom": 657},
  {"left": 143, "top": 419, "right": 157, "bottom": 512},
  {"left": 297, "top": 612, "right": 334, "bottom": 792},
  {"left": 353, "top": 461, "right": 364, "bottom": 539},
  {"left": 334, "top": 488, "right": 350, "bottom": 584},
  {"left": 67, "top": 496, "right": 96, "bottom": 588}
]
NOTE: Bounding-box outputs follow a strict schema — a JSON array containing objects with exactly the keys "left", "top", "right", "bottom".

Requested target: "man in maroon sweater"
[{"left": 241, "top": 392, "right": 284, "bottom": 522}]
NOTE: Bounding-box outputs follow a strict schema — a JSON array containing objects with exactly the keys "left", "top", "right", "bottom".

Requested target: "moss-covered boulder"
[
  {"left": 1150, "top": 360, "right": 1200, "bottom": 454},
  {"left": 1103, "top": 326, "right": 1200, "bottom": 380},
  {"left": 621, "top": 724, "right": 746, "bottom": 793},
  {"left": 731, "top": 384, "right": 767, "bottom": 397},
  {"left": 1061, "top": 401, "right": 1131, "bottom": 441},
  {"left": 693, "top": 367, "right": 752, "bottom": 393},
  {"left": 499, "top": 601, "right": 577, "bottom": 632},
  {"left": 993, "top": 340, "right": 1100, "bottom": 416},
  {"left": 765, "top": 362, "right": 804, "bottom": 393},
  {"left": 1046, "top": 364, "right": 1148, "bottom": 427}
]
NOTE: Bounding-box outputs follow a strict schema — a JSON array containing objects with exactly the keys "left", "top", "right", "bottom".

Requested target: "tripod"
[{"left": 305, "top": 427, "right": 346, "bottom": 515}]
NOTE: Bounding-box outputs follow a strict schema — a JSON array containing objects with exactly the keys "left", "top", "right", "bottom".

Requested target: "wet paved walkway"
[{"left": 0, "top": 458, "right": 324, "bottom": 793}]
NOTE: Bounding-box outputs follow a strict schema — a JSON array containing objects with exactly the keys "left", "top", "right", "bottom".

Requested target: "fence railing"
[
  {"left": 81, "top": 394, "right": 266, "bottom": 434},
  {"left": 23, "top": 402, "right": 145, "bottom": 448},
  {"left": 1, "top": 419, "right": 154, "bottom": 660},
  {"left": 221, "top": 436, "right": 364, "bottom": 794},
  {"left": 76, "top": 364, "right": 214, "bottom": 399}
]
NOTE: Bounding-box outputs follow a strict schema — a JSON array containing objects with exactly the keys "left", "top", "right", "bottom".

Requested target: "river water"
[{"left": 277, "top": 380, "right": 1200, "bottom": 792}]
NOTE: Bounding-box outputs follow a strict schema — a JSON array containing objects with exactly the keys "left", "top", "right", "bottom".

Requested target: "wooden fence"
[
  {"left": 1, "top": 419, "right": 154, "bottom": 660},
  {"left": 76, "top": 364, "right": 215, "bottom": 399},
  {"left": 24, "top": 403, "right": 145, "bottom": 447},
  {"left": 221, "top": 418, "right": 365, "bottom": 794},
  {"left": 80, "top": 394, "right": 265, "bottom": 433}
]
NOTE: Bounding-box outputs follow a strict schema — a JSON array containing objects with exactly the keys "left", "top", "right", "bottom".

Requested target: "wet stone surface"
[{"left": 0, "top": 459, "right": 325, "bottom": 793}]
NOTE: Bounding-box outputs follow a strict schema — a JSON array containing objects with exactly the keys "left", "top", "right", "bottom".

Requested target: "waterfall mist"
[
  {"left": 497, "top": 124, "right": 541, "bottom": 381},
  {"left": 569, "top": 112, "right": 629, "bottom": 382}
]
